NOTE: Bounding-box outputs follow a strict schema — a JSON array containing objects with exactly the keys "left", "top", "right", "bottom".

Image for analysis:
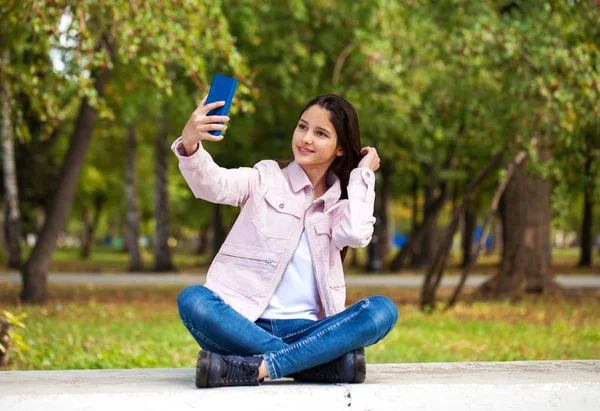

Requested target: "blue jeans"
[{"left": 177, "top": 285, "right": 398, "bottom": 380}]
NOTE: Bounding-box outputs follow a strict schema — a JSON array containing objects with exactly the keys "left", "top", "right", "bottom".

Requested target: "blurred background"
[{"left": 0, "top": 1, "right": 599, "bottom": 370}]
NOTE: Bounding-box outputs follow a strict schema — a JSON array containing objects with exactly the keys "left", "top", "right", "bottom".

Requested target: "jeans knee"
[
  {"left": 177, "top": 285, "right": 212, "bottom": 323},
  {"left": 366, "top": 295, "right": 398, "bottom": 335}
]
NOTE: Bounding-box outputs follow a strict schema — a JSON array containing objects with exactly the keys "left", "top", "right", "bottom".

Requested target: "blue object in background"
[
  {"left": 393, "top": 234, "right": 408, "bottom": 248},
  {"left": 474, "top": 225, "right": 493, "bottom": 249}
]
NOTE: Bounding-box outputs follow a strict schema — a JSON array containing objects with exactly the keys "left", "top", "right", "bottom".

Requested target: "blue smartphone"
[{"left": 205, "top": 74, "right": 238, "bottom": 136}]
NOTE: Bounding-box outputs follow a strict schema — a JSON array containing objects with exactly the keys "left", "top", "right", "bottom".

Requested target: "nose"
[{"left": 302, "top": 133, "right": 313, "bottom": 144}]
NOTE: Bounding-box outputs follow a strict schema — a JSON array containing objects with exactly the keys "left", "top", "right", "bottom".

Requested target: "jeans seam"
[
  {"left": 280, "top": 323, "right": 319, "bottom": 340},
  {"left": 268, "top": 299, "right": 370, "bottom": 378},
  {"left": 271, "top": 319, "right": 278, "bottom": 337},
  {"left": 182, "top": 320, "right": 233, "bottom": 354},
  {"left": 279, "top": 298, "right": 370, "bottom": 340}
]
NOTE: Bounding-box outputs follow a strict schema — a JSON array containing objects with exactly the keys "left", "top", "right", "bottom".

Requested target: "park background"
[{"left": 0, "top": 0, "right": 599, "bottom": 370}]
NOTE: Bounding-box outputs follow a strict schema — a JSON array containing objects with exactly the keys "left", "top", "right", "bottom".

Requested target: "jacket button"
[{"left": 279, "top": 202, "right": 285, "bottom": 209}]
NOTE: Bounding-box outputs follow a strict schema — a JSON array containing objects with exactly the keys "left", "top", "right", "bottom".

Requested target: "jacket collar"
[{"left": 286, "top": 160, "right": 341, "bottom": 212}]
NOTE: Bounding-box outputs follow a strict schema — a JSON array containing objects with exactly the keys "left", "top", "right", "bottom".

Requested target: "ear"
[{"left": 336, "top": 147, "right": 344, "bottom": 157}]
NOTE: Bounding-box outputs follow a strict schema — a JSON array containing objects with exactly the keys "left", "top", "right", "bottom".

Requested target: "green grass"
[
  {"left": 367, "top": 303, "right": 600, "bottom": 363},
  {"left": 2, "top": 284, "right": 599, "bottom": 370}
]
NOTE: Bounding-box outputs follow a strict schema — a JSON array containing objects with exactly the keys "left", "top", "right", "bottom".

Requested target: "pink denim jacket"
[{"left": 171, "top": 137, "right": 376, "bottom": 322}]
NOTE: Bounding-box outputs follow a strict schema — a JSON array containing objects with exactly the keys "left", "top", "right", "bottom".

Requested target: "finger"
[
  {"left": 205, "top": 115, "right": 230, "bottom": 123},
  {"left": 199, "top": 100, "right": 226, "bottom": 113},
  {"left": 198, "top": 94, "right": 208, "bottom": 108},
  {"left": 199, "top": 123, "right": 228, "bottom": 132},
  {"left": 202, "top": 134, "right": 225, "bottom": 142},
  {"left": 194, "top": 115, "right": 229, "bottom": 125}
]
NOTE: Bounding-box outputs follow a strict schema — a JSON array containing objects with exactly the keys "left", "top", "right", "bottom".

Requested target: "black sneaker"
[
  {"left": 291, "top": 347, "right": 366, "bottom": 383},
  {"left": 195, "top": 350, "right": 264, "bottom": 388}
]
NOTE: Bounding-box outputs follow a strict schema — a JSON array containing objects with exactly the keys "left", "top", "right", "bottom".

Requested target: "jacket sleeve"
[
  {"left": 332, "top": 167, "right": 377, "bottom": 249},
  {"left": 171, "top": 136, "right": 260, "bottom": 207}
]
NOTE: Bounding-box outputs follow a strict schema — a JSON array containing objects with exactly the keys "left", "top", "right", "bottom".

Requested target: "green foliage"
[
  {"left": 4, "top": 0, "right": 599, "bottom": 254},
  {"left": 0, "top": 310, "right": 30, "bottom": 364}
]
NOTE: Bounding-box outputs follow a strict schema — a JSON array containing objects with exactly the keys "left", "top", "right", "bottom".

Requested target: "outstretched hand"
[
  {"left": 358, "top": 146, "right": 380, "bottom": 172},
  {"left": 181, "top": 95, "right": 230, "bottom": 150}
]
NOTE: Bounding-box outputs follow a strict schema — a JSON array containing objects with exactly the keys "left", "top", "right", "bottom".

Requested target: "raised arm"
[
  {"left": 332, "top": 146, "right": 380, "bottom": 249},
  {"left": 332, "top": 167, "right": 376, "bottom": 248},
  {"left": 171, "top": 96, "right": 259, "bottom": 207}
]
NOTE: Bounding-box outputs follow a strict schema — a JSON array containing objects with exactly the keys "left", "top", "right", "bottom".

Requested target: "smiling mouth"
[{"left": 298, "top": 146, "right": 314, "bottom": 153}]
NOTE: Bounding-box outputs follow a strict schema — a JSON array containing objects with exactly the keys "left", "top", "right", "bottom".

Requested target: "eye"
[
  {"left": 317, "top": 131, "right": 328, "bottom": 137},
  {"left": 298, "top": 124, "right": 307, "bottom": 130}
]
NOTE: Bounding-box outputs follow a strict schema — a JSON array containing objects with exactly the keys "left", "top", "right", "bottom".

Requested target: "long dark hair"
[
  {"left": 298, "top": 94, "right": 363, "bottom": 263},
  {"left": 298, "top": 94, "right": 363, "bottom": 201}
]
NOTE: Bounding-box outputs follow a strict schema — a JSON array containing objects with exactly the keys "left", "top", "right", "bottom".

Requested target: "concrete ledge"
[{"left": 1, "top": 361, "right": 599, "bottom": 410}]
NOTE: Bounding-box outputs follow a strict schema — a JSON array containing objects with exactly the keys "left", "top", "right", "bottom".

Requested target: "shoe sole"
[
  {"left": 353, "top": 347, "right": 366, "bottom": 383},
  {"left": 195, "top": 350, "right": 211, "bottom": 388}
]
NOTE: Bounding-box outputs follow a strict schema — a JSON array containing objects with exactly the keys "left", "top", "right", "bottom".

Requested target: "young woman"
[{"left": 172, "top": 94, "right": 398, "bottom": 388}]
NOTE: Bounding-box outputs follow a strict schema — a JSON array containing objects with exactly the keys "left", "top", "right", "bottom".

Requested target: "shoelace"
[{"left": 223, "top": 357, "right": 258, "bottom": 382}]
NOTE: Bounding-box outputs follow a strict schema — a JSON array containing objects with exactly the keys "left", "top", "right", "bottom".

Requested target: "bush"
[{"left": 0, "top": 310, "right": 30, "bottom": 368}]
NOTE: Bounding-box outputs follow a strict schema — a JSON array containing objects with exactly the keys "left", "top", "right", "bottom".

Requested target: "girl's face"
[{"left": 292, "top": 105, "right": 344, "bottom": 170}]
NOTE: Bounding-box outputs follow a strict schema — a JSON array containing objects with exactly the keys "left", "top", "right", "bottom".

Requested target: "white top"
[{"left": 261, "top": 230, "right": 323, "bottom": 320}]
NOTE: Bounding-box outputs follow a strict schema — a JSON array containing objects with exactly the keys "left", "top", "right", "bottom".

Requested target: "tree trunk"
[
  {"left": 461, "top": 204, "right": 476, "bottom": 267},
  {"left": 411, "top": 178, "right": 439, "bottom": 269},
  {"left": 212, "top": 204, "right": 225, "bottom": 259},
  {"left": 578, "top": 185, "right": 593, "bottom": 267},
  {"left": 578, "top": 142, "right": 594, "bottom": 267},
  {"left": 80, "top": 198, "right": 102, "bottom": 260},
  {"left": 349, "top": 247, "right": 359, "bottom": 267},
  {"left": 125, "top": 124, "right": 144, "bottom": 272},
  {"left": 447, "top": 149, "right": 528, "bottom": 308},
  {"left": 153, "top": 114, "right": 175, "bottom": 272},
  {"left": 488, "top": 215, "right": 503, "bottom": 256},
  {"left": 377, "top": 162, "right": 391, "bottom": 264},
  {"left": 389, "top": 171, "right": 450, "bottom": 271},
  {"left": 420, "top": 150, "right": 504, "bottom": 310},
  {"left": 498, "top": 193, "right": 507, "bottom": 263},
  {"left": 80, "top": 208, "right": 92, "bottom": 259},
  {"left": 196, "top": 222, "right": 209, "bottom": 256},
  {"left": 367, "top": 163, "right": 389, "bottom": 273},
  {"left": 21, "top": 40, "right": 113, "bottom": 303},
  {"left": 0, "top": 201, "right": 5, "bottom": 257},
  {"left": 477, "top": 151, "right": 556, "bottom": 297},
  {"left": 1, "top": 48, "right": 22, "bottom": 269},
  {"left": 411, "top": 173, "right": 419, "bottom": 231}
]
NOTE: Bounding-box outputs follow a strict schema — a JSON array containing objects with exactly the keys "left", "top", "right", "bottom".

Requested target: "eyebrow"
[{"left": 299, "top": 118, "right": 333, "bottom": 136}]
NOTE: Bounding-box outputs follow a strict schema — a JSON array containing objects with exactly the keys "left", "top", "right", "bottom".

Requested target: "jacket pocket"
[
  {"left": 251, "top": 190, "right": 304, "bottom": 240},
  {"left": 209, "top": 245, "right": 281, "bottom": 297}
]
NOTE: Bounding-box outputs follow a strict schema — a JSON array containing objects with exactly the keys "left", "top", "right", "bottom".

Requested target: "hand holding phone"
[
  {"left": 181, "top": 74, "right": 237, "bottom": 150},
  {"left": 204, "top": 74, "right": 238, "bottom": 136}
]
